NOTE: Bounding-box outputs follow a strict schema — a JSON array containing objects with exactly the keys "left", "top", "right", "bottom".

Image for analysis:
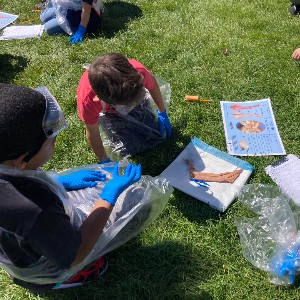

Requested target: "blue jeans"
[{"left": 40, "top": 6, "right": 65, "bottom": 35}]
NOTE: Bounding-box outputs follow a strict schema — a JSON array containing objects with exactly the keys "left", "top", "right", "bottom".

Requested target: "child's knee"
[
  {"left": 43, "top": 18, "right": 65, "bottom": 35},
  {"left": 40, "top": 7, "right": 56, "bottom": 23}
]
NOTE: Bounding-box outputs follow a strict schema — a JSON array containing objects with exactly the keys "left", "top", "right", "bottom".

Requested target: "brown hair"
[{"left": 88, "top": 52, "right": 145, "bottom": 106}]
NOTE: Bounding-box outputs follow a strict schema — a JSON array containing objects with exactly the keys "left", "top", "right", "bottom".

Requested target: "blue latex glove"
[
  {"left": 58, "top": 170, "right": 106, "bottom": 190},
  {"left": 270, "top": 247, "right": 300, "bottom": 284},
  {"left": 68, "top": 25, "right": 87, "bottom": 45},
  {"left": 98, "top": 158, "right": 112, "bottom": 164},
  {"left": 156, "top": 109, "right": 172, "bottom": 138},
  {"left": 100, "top": 162, "right": 142, "bottom": 206}
]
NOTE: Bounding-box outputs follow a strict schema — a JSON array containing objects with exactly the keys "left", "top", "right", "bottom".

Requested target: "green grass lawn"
[{"left": 2, "top": 0, "right": 300, "bottom": 299}]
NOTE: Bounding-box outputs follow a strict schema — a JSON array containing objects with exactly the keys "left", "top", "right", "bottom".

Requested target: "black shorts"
[{"left": 67, "top": 9, "right": 102, "bottom": 33}]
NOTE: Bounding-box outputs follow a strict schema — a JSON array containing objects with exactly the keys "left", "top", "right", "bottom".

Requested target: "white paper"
[
  {"left": 0, "top": 25, "right": 44, "bottom": 40},
  {"left": 265, "top": 154, "right": 300, "bottom": 205},
  {"left": 160, "top": 138, "right": 253, "bottom": 212}
]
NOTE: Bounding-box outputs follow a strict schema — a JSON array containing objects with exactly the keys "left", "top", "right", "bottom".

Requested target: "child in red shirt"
[{"left": 77, "top": 52, "right": 172, "bottom": 163}]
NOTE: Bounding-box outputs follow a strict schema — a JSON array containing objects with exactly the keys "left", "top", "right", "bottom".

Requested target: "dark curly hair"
[
  {"left": 88, "top": 52, "right": 145, "bottom": 106},
  {"left": 0, "top": 83, "right": 46, "bottom": 162}
]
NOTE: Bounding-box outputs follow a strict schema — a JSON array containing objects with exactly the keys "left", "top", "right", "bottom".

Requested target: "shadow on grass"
[
  {"left": 173, "top": 189, "right": 223, "bottom": 222},
  {"left": 0, "top": 53, "right": 29, "bottom": 83},
  {"left": 42, "top": 240, "right": 216, "bottom": 299},
  {"left": 134, "top": 127, "right": 192, "bottom": 176},
  {"left": 100, "top": 1, "right": 143, "bottom": 39}
]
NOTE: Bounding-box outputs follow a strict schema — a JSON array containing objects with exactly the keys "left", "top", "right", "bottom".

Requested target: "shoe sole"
[{"left": 53, "top": 260, "right": 109, "bottom": 290}]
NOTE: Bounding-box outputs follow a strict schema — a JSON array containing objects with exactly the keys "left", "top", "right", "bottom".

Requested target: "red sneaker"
[{"left": 55, "top": 256, "right": 108, "bottom": 289}]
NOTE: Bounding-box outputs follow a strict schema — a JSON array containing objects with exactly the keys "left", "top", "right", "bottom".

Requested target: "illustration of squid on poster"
[{"left": 220, "top": 98, "right": 286, "bottom": 156}]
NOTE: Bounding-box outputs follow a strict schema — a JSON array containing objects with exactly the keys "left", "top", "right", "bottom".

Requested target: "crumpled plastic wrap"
[
  {"left": 0, "top": 160, "right": 173, "bottom": 285},
  {"left": 235, "top": 184, "right": 300, "bottom": 284},
  {"left": 99, "top": 77, "right": 171, "bottom": 160}
]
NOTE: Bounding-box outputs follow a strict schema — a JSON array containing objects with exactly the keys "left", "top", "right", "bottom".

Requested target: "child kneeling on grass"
[
  {"left": 77, "top": 52, "right": 172, "bottom": 163},
  {"left": 40, "top": 0, "right": 105, "bottom": 44},
  {"left": 0, "top": 83, "right": 145, "bottom": 293}
]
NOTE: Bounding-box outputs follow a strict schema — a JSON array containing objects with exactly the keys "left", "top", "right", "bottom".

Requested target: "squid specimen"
[{"left": 185, "top": 159, "right": 242, "bottom": 183}]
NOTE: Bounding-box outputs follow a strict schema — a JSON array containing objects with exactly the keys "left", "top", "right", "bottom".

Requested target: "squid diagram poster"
[{"left": 220, "top": 98, "right": 286, "bottom": 156}]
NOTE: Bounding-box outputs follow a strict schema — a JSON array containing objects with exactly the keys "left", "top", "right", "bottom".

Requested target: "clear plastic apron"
[{"left": 0, "top": 162, "right": 173, "bottom": 285}]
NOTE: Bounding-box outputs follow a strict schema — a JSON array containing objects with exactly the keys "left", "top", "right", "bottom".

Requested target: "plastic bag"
[
  {"left": 0, "top": 160, "right": 173, "bottom": 285},
  {"left": 235, "top": 184, "right": 300, "bottom": 284},
  {"left": 99, "top": 77, "right": 171, "bottom": 161}
]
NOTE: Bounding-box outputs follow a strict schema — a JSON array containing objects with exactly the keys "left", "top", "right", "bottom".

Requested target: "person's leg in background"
[
  {"left": 290, "top": 1, "right": 300, "bottom": 15},
  {"left": 40, "top": 6, "right": 66, "bottom": 35},
  {"left": 40, "top": 4, "right": 56, "bottom": 23}
]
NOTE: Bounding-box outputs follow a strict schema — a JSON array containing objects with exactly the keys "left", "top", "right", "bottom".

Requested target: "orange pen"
[{"left": 184, "top": 96, "right": 212, "bottom": 102}]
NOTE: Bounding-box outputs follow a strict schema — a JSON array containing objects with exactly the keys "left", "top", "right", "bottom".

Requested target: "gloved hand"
[
  {"left": 270, "top": 245, "right": 300, "bottom": 284},
  {"left": 98, "top": 157, "right": 112, "bottom": 164},
  {"left": 68, "top": 25, "right": 87, "bottom": 45},
  {"left": 100, "top": 162, "right": 142, "bottom": 206},
  {"left": 156, "top": 109, "right": 172, "bottom": 138},
  {"left": 58, "top": 170, "right": 106, "bottom": 190}
]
